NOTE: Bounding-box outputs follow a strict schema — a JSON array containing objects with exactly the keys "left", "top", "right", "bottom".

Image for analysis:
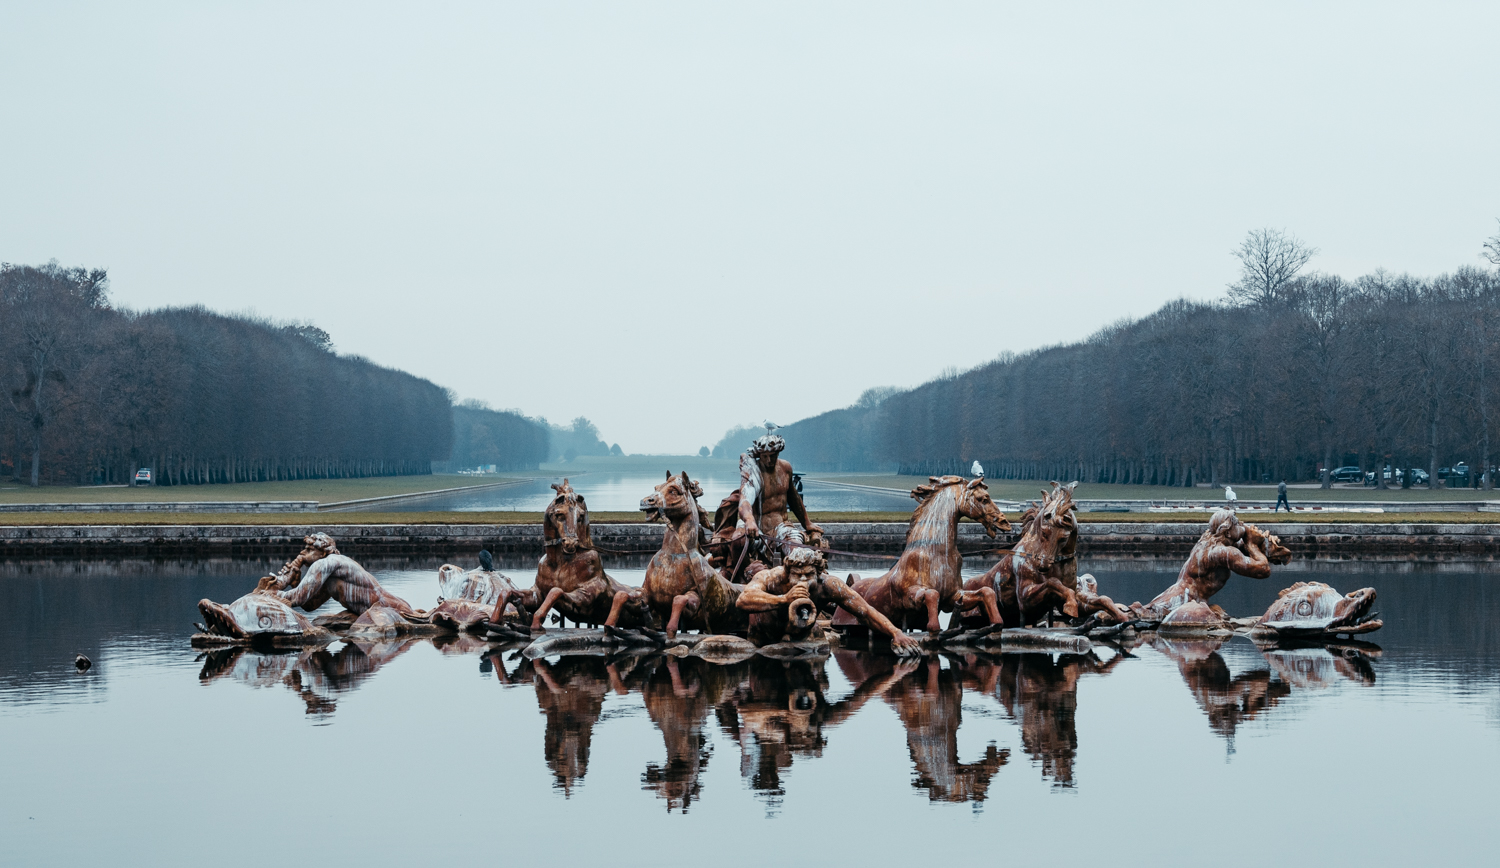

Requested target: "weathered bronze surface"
[
  {"left": 961, "top": 482, "right": 1129, "bottom": 628},
  {"left": 431, "top": 557, "right": 521, "bottom": 632},
  {"left": 708, "top": 434, "right": 827, "bottom": 583},
  {"left": 1129, "top": 509, "right": 1291, "bottom": 628},
  {"left": 832, "top": 476, "right": 1010, "bottom": 635},
  {"left": 1252, "top": 581, "right": 1381, "bottom": 637},
  {"left": 524, "top": 479, "right": 650, "bottom": 630},
  {"left": 609, "top": 472, "right": 745, "bottom": 638},
  {"left": 267, "top": 533, "right": 422, "bottom": 623},
  {"left": 737, "top": 547, "right": 921, "bottom": 653}
]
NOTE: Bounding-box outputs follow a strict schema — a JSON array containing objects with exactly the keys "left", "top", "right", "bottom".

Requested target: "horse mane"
[{"left": 911, "top": 475, "right": 967, "bottom": 504}]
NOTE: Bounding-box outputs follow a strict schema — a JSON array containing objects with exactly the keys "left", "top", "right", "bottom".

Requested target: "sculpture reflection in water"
[
  {"left": 1149, "top": 633, "right": 1380, "bottom": 746},
  {"left": 197, "top": 635, "right": 1380, "bottom": 803},
  {"left": 835, "top": 652, "right": 1010, "bottom": 802},
  {"left": 196, "top": 636, "right": 420, "bottom": 719}
]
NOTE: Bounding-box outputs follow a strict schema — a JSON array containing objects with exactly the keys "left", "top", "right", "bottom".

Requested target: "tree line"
[
  {"left": 437, "top": 401, "right": 551, "bottom": 472},
  {"left": 0, "top": 261, "right": 456, "bottom": 486},
  {"left": 780, "top": 228, "right": 1500, "bottom": 490}
]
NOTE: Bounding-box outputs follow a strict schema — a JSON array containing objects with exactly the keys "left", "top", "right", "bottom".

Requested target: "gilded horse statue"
[
  {"left": 518, "top": 479, "right": 652, "bottom": 630},
  {"left": 608, "top": 472, "right": 745, "bottom": 638},
  {"left": 959, "top": 482, "right": 1130, "bottom": 628},
  {"left": 832, "top": 475, "right": 1010, "bottom": 635}
]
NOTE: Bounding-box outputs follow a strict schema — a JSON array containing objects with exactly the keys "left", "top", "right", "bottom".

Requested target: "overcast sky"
[{"left": 3, "top": 2, "right": 1497, "bottom": 454}]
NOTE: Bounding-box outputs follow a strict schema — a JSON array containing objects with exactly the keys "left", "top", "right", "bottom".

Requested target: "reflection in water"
[
  {"left": 197, "top": 638, "right": 420, "bottom": 720},
  {"left": 976, "top": 649, "right": 1127, "bottom": 788},
  {"left": 1151, "top": 635, "right": 1378, "bottom": 747},
  {"left": 188, "top": 635, "right": 1383, "bottom": 803},
  {"left": 836, "top": 652, "right": 1009, "bottom": 802}
]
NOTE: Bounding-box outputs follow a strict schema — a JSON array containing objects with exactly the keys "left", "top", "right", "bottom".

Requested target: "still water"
[
  {"left": 372, "top": 472, "right": 914, "bottom": 512},
  {"left": 2, "top": 555, "right": 1497, "bottom": 866}
]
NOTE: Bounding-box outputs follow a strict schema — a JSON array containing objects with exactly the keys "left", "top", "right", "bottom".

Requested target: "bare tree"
[
  {"left": 1485, "top": 220, "right": 1500, "bottom": 267},
  {"left": 0, "top": 262, "right": 109, "bottom": 485},
  {"left": 1228, "top": 228, "right": 1318, "bottom": 307}
]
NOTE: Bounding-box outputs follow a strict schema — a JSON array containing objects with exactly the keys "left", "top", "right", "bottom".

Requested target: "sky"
[{"left": 3, "top": 2, "right": 1498, "bottom": 454}]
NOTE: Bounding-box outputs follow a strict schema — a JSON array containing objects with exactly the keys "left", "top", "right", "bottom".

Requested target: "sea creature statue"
[
  {"left": 608, "top": 472, "right": 744, "bottom": 639},
  {"left": 264, "top": 533, "right": 424, "bottom": 633},
  {"left": 523, "top": 479, "right": 652, "bottom": 630},
  {"left": 1252, "top": 582, "right": 1381, "bottom": 638},
  {"left": 431, "top": 550, "right": 523, "bottom": 632},
  {"left": 831, "top": 476, "right": 1010, "bottom": 636},
  {"left": 958, "top": 482, "right": 1130, "bottom": 628},
  {"left": 194, "top": 590, "right": 335, "bottom": 647},
  {"left": 1129, "top": 509, "right": 1291, "bottom": 630},
  {"left": 737, "top": 547, "right": 922, "bottom": 654}
]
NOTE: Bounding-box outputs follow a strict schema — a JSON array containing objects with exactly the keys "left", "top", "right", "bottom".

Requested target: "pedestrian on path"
[
  {"left": 1224, "top": 485, "right": 1237, "bottom": 510},
  {"left": 1275, "top": 480, "right": 1291, "bottom": 513}
]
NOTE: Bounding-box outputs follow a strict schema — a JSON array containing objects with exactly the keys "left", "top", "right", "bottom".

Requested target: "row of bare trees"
[
  {"left": 782, "top": 229, "right": 1500, "bottom": 489},
  {"left": 0, "top": 261, "right": 454, "bottom": 486}
]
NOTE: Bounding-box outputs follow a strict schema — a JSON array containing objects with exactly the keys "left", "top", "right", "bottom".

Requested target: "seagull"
[
  {"left": 74, "top": 654, "right": 91, "bottom": 672},
  {"left": 971, "top": 461, "right": 984, "bottom": 477},
  {"left": 762, "top": 421, "right": 781, "bottom": 434}
]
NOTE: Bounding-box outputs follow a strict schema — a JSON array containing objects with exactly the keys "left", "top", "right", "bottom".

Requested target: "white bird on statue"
[
  {"left": 971, "top": 461, "right": 984, "bottom": 477},
  {"left": 762, "top": 420, "right": 781, "bottom": 433}
]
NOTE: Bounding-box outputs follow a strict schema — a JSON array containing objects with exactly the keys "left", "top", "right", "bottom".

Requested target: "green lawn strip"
[
  {"left": 806, "top": 474, "right": 1500, "bottom": 504},
  {"left": 0, "top": 474, "right": 533, "bottom": 506},
  {"left": 2, "top": 510, "right": 1496, "bottom": 527}
]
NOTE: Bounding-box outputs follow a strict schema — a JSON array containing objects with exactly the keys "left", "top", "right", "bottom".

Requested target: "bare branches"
[{"left": 1227, "top": 228, "right": 1318, "bottom": 307}]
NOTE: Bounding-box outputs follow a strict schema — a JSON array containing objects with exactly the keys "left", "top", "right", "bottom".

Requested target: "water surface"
[
  {"left": 371, "top": 472, "right": 914, "bottom": 512},
  {"left": 2, "top": 555, "right": 1496, "bottom": 866}
]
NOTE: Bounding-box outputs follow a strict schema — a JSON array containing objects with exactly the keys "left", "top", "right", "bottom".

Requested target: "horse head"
[
  {"left": 957, "top": 476, "right": 1011, "bottom": 538},
  {"left": 1018, "top": 482, "right": 1078, "bottom": 569},
  {"left": 640, "top": 471, "right": 703, "bottom": 526},
  {"left": 545, "top": 478, "right": 592, "bottom": 556}
]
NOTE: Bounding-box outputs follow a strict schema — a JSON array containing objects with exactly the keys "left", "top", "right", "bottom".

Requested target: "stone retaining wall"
[{"left": 1, "top": 521, "right": 1497, "bottom": 557}]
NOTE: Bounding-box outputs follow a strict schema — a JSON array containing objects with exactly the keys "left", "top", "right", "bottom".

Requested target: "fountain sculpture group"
[
  {"left": 193, "top": 432, "right": 1383, "bottom": 660},
  {"left": 187, "top": 432, "right": 1386, "bottom": 806}
]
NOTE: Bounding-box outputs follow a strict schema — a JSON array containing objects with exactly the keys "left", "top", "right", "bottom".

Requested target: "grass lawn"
[
  {"left": 1, "top": 510, "right": 1497, "bottom": 527},
  {"left": 808, "top": 474, "right": 1500, "bottom": 503},
  {"left": 0, "top": 474, "right": 534, "bottom": 506}
]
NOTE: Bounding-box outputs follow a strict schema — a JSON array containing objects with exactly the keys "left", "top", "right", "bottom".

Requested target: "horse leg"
[
  {"left": 909, "top": 587, "right": 942, "bottom": 634},
  {"left": 489, "top": 589, "right": 515, "bottom": 625},
  {"left": 1081, "top": 591, "right": 1132, "bottom": 625},
  {"left": 604, "top": 589, "right": 635, "bottom": 628},
  {"left": 667, "top": 592, "right": 701, "bottom": 639},
  {"left": 955, "top": 587, "right": 1002, "bottom": 625},
  {"left": 530, "top": 587, "right": 566, "bottom": 631}
]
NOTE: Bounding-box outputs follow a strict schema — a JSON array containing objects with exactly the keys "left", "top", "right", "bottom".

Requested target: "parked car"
[
  {"left": 1365, "top": 468, "right": 1404, "bottom": 485},
  {"left": 1330, "top": 466, "right": 1363, "bottom": 483},
  {"left": 1409, "top": 468, "right": 1430, "bottom": 485},
  {"left": 133, "top": 468, "right": 153, "bottom": 486}
]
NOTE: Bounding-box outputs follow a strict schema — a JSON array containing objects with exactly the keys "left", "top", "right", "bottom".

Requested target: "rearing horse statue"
[
  {"left": 608, "top": 471, "right": 744, "bottom": 638},
  {"left": 833, "top": 475, "right": 1010, "bottom": 635},
  {"left": 959, "top": 482, "right": 1130, "bottom": 628},
  {"left": 523, "top": 479, "right": 651, "bottom": 630}
]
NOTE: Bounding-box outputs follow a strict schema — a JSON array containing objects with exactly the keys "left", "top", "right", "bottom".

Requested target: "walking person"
[
  {"left": 1275, "top": 480, "right": 1291, "bottom": 513},
  {"left": 1224, "top": 484, "right": 1237, "bottom": 511}
]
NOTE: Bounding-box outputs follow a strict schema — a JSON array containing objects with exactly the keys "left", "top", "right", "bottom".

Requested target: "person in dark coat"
[{"left": 1275, "top": 480, "right": 1291, "bottom": 513}]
